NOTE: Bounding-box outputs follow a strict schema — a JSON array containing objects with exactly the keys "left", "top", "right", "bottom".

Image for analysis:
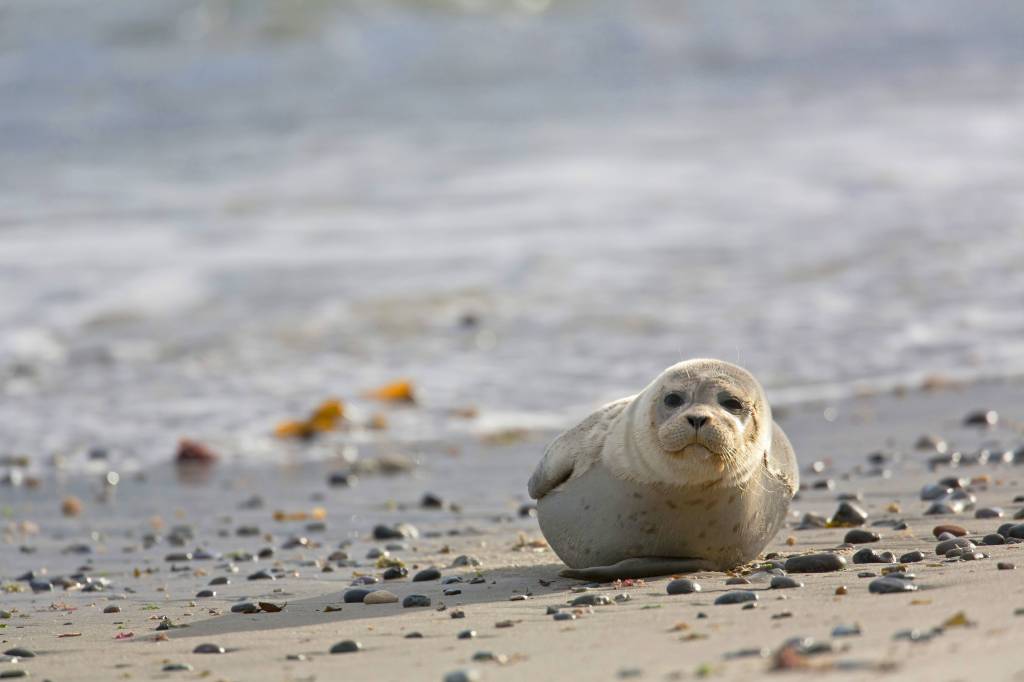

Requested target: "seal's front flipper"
[{"left": 559, "top": 557, "right": 716, "bottom": 582}]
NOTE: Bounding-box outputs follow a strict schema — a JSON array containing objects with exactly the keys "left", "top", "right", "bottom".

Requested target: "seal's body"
[{"left": 528, "top": 359, "right": 798, "bottom": 581}]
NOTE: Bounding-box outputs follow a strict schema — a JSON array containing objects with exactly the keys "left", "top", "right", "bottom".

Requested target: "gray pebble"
[
  {"left": 935, "top": 538, "right": 974, "bottom": 555},
  {"left": 209, "top": 576, "right": 230, "bottom": 585},
  {"left": 714, "top": 590, "right": 758, "bottom": 605},
  {"left": 553, "top": 612, "right": 576, "bottom": 621},
  {"left": 725, "top": 577, "right": 751, "bottom": 585},
  {"left": 868, "top": 578, "right": 918, "bottom": 594},
  {"left": 382, "top": 567, "right": 408, "bottom": 580},
  {"left": 413, "top": 567, "right": 442, "bottom": 582},
  {"left": 162, "top": 663, "right": 194, "bottom": 671},
  {"left": 247, "top": 569, "right": 275, "bottom": 581},
  {"left": 230, "top": 602, "right": 259, "bottom": 613},
  {"left": 403, "top": 594, "right": 431, "bottom": 608},
  {"left": 770, "top": 576, "right": 803, "bottom": 589},
  {"left": 344, "top": 589, "right": 374, "bottom": 603},
  {"left": 899, "top": 550, "right": 925, "bottom": 563},
  {"left": 196, "top": 590, "right": 216, "bottom": 598},
  {"left": 784, "top": 553, "right": 847, "bottom": 573},
  {"left": 2, "top": 649, "right": 34, "bottom": 659},
  {"left": 193, "top": 643, "right": 226, "bottom": 654},
  {"left": 831, "top": 502, "right": 868, "bottom": 526},
  {"left": 920, "top": 484, "right": 953, "bottom": 501},
  {"left": 443, "top": 669, "right": 481, "bottom": 682},
  {"left": 975, "top": 507, "right": 1004, "bottom": 519},
  {"left": 998, "top": 562, "right": 1015, "bottom": 570},
  {"left": 852, "top": 548, "right": 895, "bottom": 564},
  {"left": 844, "top": 529, "right": 880, "bottom": 544},
  {"left": 457, "top": 629, "right": 476, "bottom": 639},
  {"left": 329, "top": 640, "right": 362, "bottom": 654},
  {"left": 666, "top": 579, "right": 701, "bottom": 595},
  {"left": 570, "top": 593, "right": 612, "bottom": 606}
]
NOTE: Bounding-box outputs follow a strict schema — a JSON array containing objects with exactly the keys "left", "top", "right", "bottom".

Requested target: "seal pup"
[{"left": 528, "top": 359, "right": 798, "bottom": 581}]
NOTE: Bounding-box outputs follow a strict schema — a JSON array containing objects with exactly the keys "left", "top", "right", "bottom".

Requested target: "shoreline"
[{"left": 3, "top": 379, "right": 1024, "bottom": 680}]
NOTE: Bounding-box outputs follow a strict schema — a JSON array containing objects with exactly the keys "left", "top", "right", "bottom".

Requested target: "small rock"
[
  {"left": 570, "top": 594, "right": 612, "bottom": 606},
  {"left": 770, "top": 576, "right": 803, "bottom": 589},
  {"left": 344, "top": 589, "right": 374, "bottom": 603},
  {"left": 363, "top": 590, "right": 398, "bottom": 605},
  {"left": 103, "top": 605, "right": 121, "bottom": 614},
  {"left": 162, "top": 663, "right": 194, "bottom": 671},
  {"left": 998, "top": 562, "right": 1016, "bottom": 570},
  {"left": 443, "top": 669, "right": 481, "bottom": 682},
  {"left": 899, "top": 550, "right": 925, "bottom": 563},
  {"left": 195, "top": 590, "right": 215, "bottom": 598},
  {"left": 231, "top": 602, "right": 260, "bottom": 614},
  {"left": 714, "top": 590, "right": 758, "bottom": 605},
  {"left": 403, "top": 594, "right": 431, "bottom": 608},
  {"left": 2, "top": 649, "right": 34, "bottom": 658},
  {"left": 932, "top": 524, "right": 967, "bottom": 538},
  {"left": 830, "top": 502, "right": 868, "bottom": 527},
  {"left": 844, "top": 529, "right": 880, "bottom": 544},
  {"left": 784, "top": 553, "right": 847, "bottom": 573},
  {"left": 975, "top": 507, "right": 1004, "bottom": 519},
  {"left": 666, "top": 579, "right": 700, "bottom": 595},
  {"left": 852, "top": 548, "right": 895, "bottom": 564},
  {"left": 868, "top": 578, "right": 918, "bottom": 594},
  {"left": 457, "top": 629, "right": 476, "bottom": 639},
  {"left": 935, "top": 538, "right": 975, "bottom": 555},
  {"left": 329, "top": 640, "right": 362, "bottom": 654},
  {"left": 413, "top": 567, "right": 442, "bottom": 582},
  {"left": 193, "top": 643, "right": 226, "bottom": 654},
  {"left": 831, "top": 623, "right": 862, "bottom": 637},
  {"left": 963, "top": 410, "right": 998, "bottom": 427}
]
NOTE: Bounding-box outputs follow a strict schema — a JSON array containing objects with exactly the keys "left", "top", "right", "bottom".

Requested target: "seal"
[{"left": 528, "top": 359, "right": 798, "bottom": 581}]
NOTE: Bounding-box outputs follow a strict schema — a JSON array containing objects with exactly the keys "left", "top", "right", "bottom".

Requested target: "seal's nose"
[{"left": 686, "top": 415, "right": 708, "bottom": 430}]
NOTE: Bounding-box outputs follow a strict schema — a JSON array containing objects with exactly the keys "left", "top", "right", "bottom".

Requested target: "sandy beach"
[{"left": 4, "top": 378, "right": 1024, "bottom": 681}]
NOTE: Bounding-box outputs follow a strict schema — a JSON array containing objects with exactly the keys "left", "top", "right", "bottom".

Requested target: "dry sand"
[{"left": 4, "top": 379, "right": 1024, "bottom": 681}]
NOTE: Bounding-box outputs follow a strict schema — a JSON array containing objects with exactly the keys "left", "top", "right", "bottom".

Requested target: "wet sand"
[{"left": 4, "top": 379, "right": 1024, "bottom": 681}]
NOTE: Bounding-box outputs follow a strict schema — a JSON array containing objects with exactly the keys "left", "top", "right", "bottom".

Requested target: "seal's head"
[{"left": 611, "top": 359, "right": 772, "bottom": 488}]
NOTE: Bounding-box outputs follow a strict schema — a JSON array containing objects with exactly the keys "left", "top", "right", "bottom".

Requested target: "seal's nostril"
[{"left": 686, "top": 415, "right": 708, "bottom": 430}]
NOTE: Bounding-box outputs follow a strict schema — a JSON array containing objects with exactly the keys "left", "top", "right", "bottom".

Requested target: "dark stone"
[
  {"left": 196, "top": 590, "right": 216, "bottom": 598},
  {"left": 714, "top": 590, "right": 758, "bottom": 605},
  {"left": 982, "top": 533, "right": 1006, "bottom": 546},
  {"left": 457, "top": 629, "right": 476, "bottom": 639},
  {"left": 963, "top": 410, "right": 997, "bottom": 427},
  {"left": 382, "top": 567, "right": 408, "bottom": 580},
  {"left": 770, "top": 576, "right": 803, "bottom": 589},
  {"left": 852, "top": 548, "right": 895, "bottom": 564},
  {"left": 327, "top": 471, "right": 357, "bottom": 487},
  {"left": 666, "top": 579, "right": 700, "bottom": 595},
  {"left": 103, "top": 605, "right": 121, "bottom": 614},
  {"left": 193, "top": 643, "right": 226, "bottom": 654},
  {"left": 247, "top": 570, "right": 275, "bottom": 581},
  {"left": 844, "top": 529, "right": 880, "bottom": 544},
  {"left": 230, "top": 602, "right": 259, "bottom": 613},
  {"left": 2, "top": 649, "right": 34, "bottom": 658},
  {"left": 421, "top": 493, "right": 445, "bottom": 509},
  {"left": 830, "top": 502, "right": 868, "bottom": 527},
  {"left": 784, "top": 553, "right": 847, "bottom": 573},
  {"left": 869, "top": 578, "right": 918, "bottom": 594},
  {"left": 209, "top": 576, "right": 230, "bottom": 585},
  {"left": 899, "top": 550, "right": 925, "bottom": 563},
  {"left": 344, "top": 589, "right": 373, "bottom": 603},
  {"left": 329, "top": 640, "right": 362, "bottom": 654},
  {"left": 998, "top": 562, "right": 1016, "bottom": 570},
  {"left": 412, "top": 567, "right": 441, "bottom": 582},
  {"left": 725, "top": 577, "right": 751, "bottom": 585},
  {"left": 403, "top": 594, "right": 431, "bottom": 608},
  {"left": 570, "top": 593, "right": 612, "bottom": 606}
]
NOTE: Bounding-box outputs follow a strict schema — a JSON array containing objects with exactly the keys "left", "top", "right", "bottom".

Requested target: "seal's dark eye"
[
  {"left": 663, "top": 392, "right": 684, "bottom": 408},
  {"left": 719, "top": 394, "right": 744, "bottom": 413}
]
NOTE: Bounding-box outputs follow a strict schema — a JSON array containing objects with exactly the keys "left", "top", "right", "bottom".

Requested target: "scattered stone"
[
  {"left": 413, "top": 567, "right": 442, "bottom": 582},
  {"left": 382, "top": 567, "right": 408, "bottom": 580},
  {"left": 936, "top": 538, "right": 974, "bottom": 555},
  {"left": 770, "top": 576, "right": 803, "bottom": 589},
  {"left": 2, "top": 649, "right": 34, "bottom": 659},
  {"left": 830, "top": 502, "right": 868, "bottom": 527},
  {"left": 443, "top": 669, "right": 481, "bottom": 682},
  {"left": 899, "top": 551, "right": 925, "bottom": 563},
  {"left": 784, "top": 553, "right": 847, "bottom": 573},
  {"left": 364, "top": 590, "right": 399, "bottom": 605},
  {"left": 976, "top": 507, "right": 1004, "bottom": 519},
  {"left": 451, "top": 555, "right": 482, "bottom": 568},
  {"left": 193, "top": 643, "right": 226, "bottom": 654},
  {"left": 570, "top": 594, "right": 612, "bottom": 606},
  {"left": 932, "top": 524, "right": 967, "bottom": 538},
  {"left": 403, "top": 595, "right": 431, "bottom": 608},
  {"left": 61, "top": 495, "right": 83, "bottom": 517},
  {"left": 553, "top": 612, "right": 576, "bottom": 621},
  {"left": 844, "top": 529, "right": 880, "bottom": 544},
  {"left": 209, "top": 576, "right": 230, "bottom": 586},
  {"left": 852, "top": 548, "right": 895, "bottom": 564},
  {"left": 231, "top": 602, "right": 259, "bottom": 614},
  {"left": 162, "top": 663, "right": 194, "bottom": 672},
  {"left": 195, "top": 590, "right": 215, "bottom": 598},
  {"left": 247, "top": 570, "right": 275, "bottom": 581},
  {"left": 998, "top": 562, "right": 1016, "bottom": 570},
  {"left": 963, "top": 410, "right": 998, "bottom": 427},
  {"left": 831, "top": 623, "right": 862, "bottom": 637},
  {"left": 868, "top": 578, "right": 918, "bottom": 594},
  {"left": 725, "top": 577, "right": 751, "bottom": 585},
  {"left": 103, "top": 605, "right": 121, "bottom": 614},
  {"left": 344, "top": 589, "right": 374, "bottom": 603},
  {"left": 714, "top": 590, "right": 758, "bottom": 605},
  {"left": 666, "top": 579, "right": 701, "bottom": 595},
  {"left": 329, "top": 640, "right": 362, "bottom": 654},
  {"left": 457, "top": 629, "right": 477, "bottom": 640}
]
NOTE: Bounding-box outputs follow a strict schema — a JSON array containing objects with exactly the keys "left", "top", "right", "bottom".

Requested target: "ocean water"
[{"left": 3, "top": 0, "right": 1024, "bottom": 470}]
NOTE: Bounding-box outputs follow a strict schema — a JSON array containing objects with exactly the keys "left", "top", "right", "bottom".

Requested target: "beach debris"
[
  {"left": 275, "top": 399, "right": 345, "bottom": 439},
  {"left": 175, "top": 438, "right": 218, "bottom": 463},
  {"left": 828, "top": 502, "right": 868, "bottom": 527},
  {"left": 940, "top": 611, "right": 974, "bottom": 628},
  {"left": 365, "top": 380, "right": 416, "bottom": 403},
  {"left": 258, "top": 601, "right": 285, "bottom": 612}
]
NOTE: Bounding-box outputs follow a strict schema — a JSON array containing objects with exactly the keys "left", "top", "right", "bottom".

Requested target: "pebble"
[
  {"left": 2, "top": 649, "right": 34, "bottom": 659},
  {"left": 666, "top": 579, "right": 701, "bottom": 595},
  {"left": 899, "top": 550, "right": 926, "bottom": 563},
  {"left": 975, "top": 507, "right": 1004, "bottom": 519},
  {"left": 29, "top": 579, "right": 52, "bottom": 593},
  {"left": 725, "top": 577, "right": 751, "bottom": 585},
  {"left": 329, "top": 640, "right": 362, "bottom": 654},
  {"left": 382, "top": 565, "right": 406, "bottom": 580},
  {"left": 247, "top": 569, "right": 275, "bottom": 581},
  {"left": 982, "top": 533, "right": 1006, "bottom": 545},
  {"left": 852, "top": 548, "right": 895, "bottom": 564},
  {"left": 231, "top": 602, "right": 260, "bottom": 613},
  {"left": 403, "top": 594, "right": 431, "bottom": 608},
  {"left": 443, "top": 669, "right": 481, "bottom": 682},
  {"left": 831, "top": 502, "right": 868, "bottom": 527},
  {"left": 935, "top": 538, "right": 974, "bottom": 555},
  {"left": 770, "top": 576, "right": 803, "bottom": 589},
  {"left": 570, "top": 593, "right": 612, "bottom": 606},
  {"left": 209, "top": 576, "right": 230, "bottom": 585},
  {"left": 444, "top": 588, "right": 462, "bottom": 596},
  {"left": 162, "top": 663, "right": 194, "bottom": 672},
  {"left": 925, "top": 501, "right": 964, "bottom": 515},
  {"left": 103, "top": 605, "right": 121, "bottom": 614},
  {"left": 1006, "top": 524, "right": 1024, "bottom": 539},
  {"left": 196, "top": 590, "right": 216, "bottom": 598},
  {"left": 784, "top": 553, "right": 847, "bottom": 573},
  {"left": 193, "top": 643, "right": 226, "bottom": 654},
  {"left": 998, "top": 562, "right": 1016, "bottom": 570},
  {"left": 363, "top": 590, "right": 398, "bottom": 605},
  {"left": 553, "top": 612, "right": 576, "bottom": 621},
  {"left": 451, "top": 555, "right": 482, "bottom": 567},
  {"left": 844, "top": 529, "right": 880, "bottom": 544},
  {"left": 413, "top": 567, "right": 442, "bottom": 582},
  {"left": 920, "top": 484, "right": 953, "bottom": 501},
  {"left": 0, "top": 671, "right": 29, "bottom": 679},
  {"left": 932, "top": 524, "right": 967, "bottom": 538},
  {"left": 963, "top": 410, "right": 998, "bottom": 427},
  {"left": 831, "top": 623, "right": 862, "bottom": 637},
  {"left": 405, "top": 632, "right": 424, "bottom": 638},
  {"left": 457, "top": 629, "right": 477, "bottom": 639},
  {"left": 344, "top": 589, "right": 374, "bottom": 603},
  {"left": 714, "top": 590, "right": 758, "bottom": 605},
  {"left": 868, "top": 578, "right": 918, "bottom": 594}
]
